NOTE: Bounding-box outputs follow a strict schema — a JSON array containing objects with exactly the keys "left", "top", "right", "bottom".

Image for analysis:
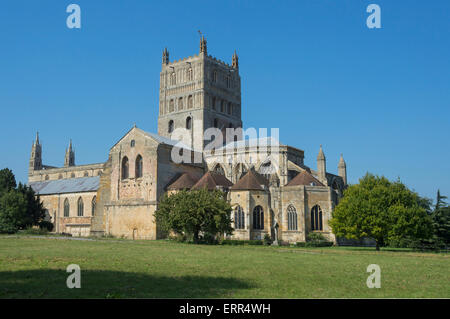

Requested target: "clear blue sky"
[{"left": 1, "top": 0, "right": 449, "bottom": 202}]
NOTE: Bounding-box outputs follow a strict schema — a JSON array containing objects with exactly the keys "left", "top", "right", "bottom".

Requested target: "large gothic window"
[
  {"left": 234, "top": 206, "right": 245, "bottom": 230},
  {"left": 91, "top": 196, "right": 96, "bottom": 216},
  {"left": 64, "top": 198, "right": 70, "bottom": 217},
  {"left": 77, "top": 197, "right": 84, "bottom": 217},
  {"left": 135, "top": 155, "right": 143, "bottom": 178},
  {"left": 311, "top": 205, "right": 323, "bottom": 231},
  {"left": 178, "top": 97, "right": 183, "bottom": 110},
  {"left": 168, "top": 120, "right": 174, "bottom": 133},
  {"left": 253, "top": 206, "right": 264, "bottom": 230},
  {"left": 287, "top": 205, "right": 298, "bottom": 230},
  {"left": 121, "top": 156, "right": 129, "bottom": 180}
]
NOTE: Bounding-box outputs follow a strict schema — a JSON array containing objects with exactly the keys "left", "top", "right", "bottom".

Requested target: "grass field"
[{"left": 0, "top": 236, "right": 448, "bottom": 298}]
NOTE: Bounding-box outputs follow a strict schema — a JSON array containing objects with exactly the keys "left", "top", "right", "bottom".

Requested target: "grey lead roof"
[{"left": 29, "top": 176, "right": 100, "bottom": 195}]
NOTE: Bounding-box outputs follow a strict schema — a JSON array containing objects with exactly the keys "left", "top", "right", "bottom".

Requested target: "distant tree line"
[
  {"left": 330, "top": 173, "right": 450, "bottom": 251},
  {"left": 0, "top": 168, "right": 50, "bottom": 233}
]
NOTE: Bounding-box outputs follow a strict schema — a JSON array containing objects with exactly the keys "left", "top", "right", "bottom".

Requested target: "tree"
[
  {"left": 435, "top": 189, "right": 448, "bottom": 211},
  {"left": 0, "top": 190, "right": 28, "bottom": 233},
  {"left": 155, "top": 189, "right": 233, "bottom": 243},
  {"left": 329, "top": 173, "right": 433, "bottom": 250},
  {"left": 0, "top": 168, "right": 17, "bottom": 195},
  {"left": 0, "top": 168, "right": 47, "bottom": 233}
]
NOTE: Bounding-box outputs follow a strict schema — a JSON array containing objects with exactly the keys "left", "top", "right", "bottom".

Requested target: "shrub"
[
  {"left": 19, "top": 227, "right": 48, "bottom": 235},
  {"left": 263, "top": 234, "right": 272, "bottom": 246},
  {"left": 39, "top": 221, "right": 54, "bottom": 232}
]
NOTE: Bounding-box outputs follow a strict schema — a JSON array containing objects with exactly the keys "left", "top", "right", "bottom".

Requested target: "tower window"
[
  {"left": 169, "top": 99, "right": 174, "bottom": 112},
  {"left": 188, "top": 95, "right": 193, "bottom": 109},
  {"left": 186, "top": 116, "right": 192, "bottom": 130},
  {"left": 234, "top": 206, "right": 245, "bottom": 230},
  {"left": 92, "top": 196, "right": 96, "bottom": 216},
  {"left": 311, "top": 205, "right": 323, "bottom": 231},
  {"left": 212, "top": 97, "right": 216, "bottom": 110},
  {"left": 77, "top": 197, "right": 84, "bottom": 217},
  {"left": 252, "top": 206, "right": 264, "bottom": 230},
  {"left": 213, "top": 70, "right": 217, "bottom": 82},
  {"left": 135, "top": 155, "right": 143, "bottom": 178},
  {"left": 213, "top": 119, "right": 218, "bottom": 128},
  {"left": 64, "top": 198, "right": 70, "bottom": 217},
  {"left": 187, "top": 68, "right": 193, "bottom": 81},
  {"left": 178, "top": 97, "right": 183, "bottom": 110},
  {"left": 287, "top": 205, "right": 298, "bottom": 230},
  {"left": 168, "top": 120, "right": 174, "bottom": 133},
  {"left": 121, "top": 156, "right": 129, "bottom": 180},
  {"left": 227, "top": 102, "right": 232, "bottom": 115},
  {"left": 170, "top": 72, "right": 176, "bottom": 85},
  {"left": 221, "top": 100, "right": 225, "bottom": 113}
]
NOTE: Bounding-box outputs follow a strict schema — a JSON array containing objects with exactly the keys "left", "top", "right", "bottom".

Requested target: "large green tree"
[
  {"left": 0, "top": 168, "right": 46, "bottom": 233},
  {"left": 330, "top": 173, "right": 433, "bottom": 250},
  {"left": 0, "top": 168, "right": 17, "bottom": 195},
  {"left": 155, "top": 189, "right": 233, "bottom": 243}
]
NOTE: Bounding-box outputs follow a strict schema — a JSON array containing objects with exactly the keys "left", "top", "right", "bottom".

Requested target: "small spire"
[
  {"left": 200, "top": 35, "right": 207, "bottom": 54},
  {"left": 162, "top": 47, "right": 169, "bottom": 65},
  {"left": 339, "top": 153, "right": 346, "bottom": 167},
  {"left": 35, "top": 131, "right": 40, "bottom": 145},
  {"left": 232, "top": 50, "right": 239, "bottom": 69},
  {"left": 317, "top": 145, "right": 325, "bottom": 160}
]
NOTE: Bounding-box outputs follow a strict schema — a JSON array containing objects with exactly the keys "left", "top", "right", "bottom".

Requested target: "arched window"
[
  {"left": 77, "top": 197, "right": 84, "bottom": 217},
  {"left": 135, "top": 155, "right": 143, "bottom": 178},
  {"left": 92, "top": 196, "right": 96, "bottom": 216},
  {"left": 186, "top": 116, "right": 192, "bottom": 130},
  {"left": 221, "top": 100, "right": 225, "bottom": 113},
  {"left": 227, "top": 102, "right": 232, "bottom": 114},
  {"left": 188, "top": 95, "right": 193, "bottom": 108},
  {"left": 169, "top": 99, "right": 174, "bottom": 112},
  {"left": 121, "top": 156, "right": 129, "bottom": 180},
  {"left": 213, "top": 164, "right": 225, "bottom": 176},
  {"left": 187, "top": 68, "right": 193, "bottom": 81},
  {"left": 213, "top": 118, "right": 218, "bottom": 128},
  {"left": 253, "top": 206, "right": 264, "bottom": 230},
  {"left": 311, "top": 205, "right": 323, "bottom": 231},
  {"left": 213, "top": 70, "right": 217, "bottom": 82},
  {"left": 212, "top": 97, "right": 216, "bottom": 110},
  {"left": 130, "top": 140, "right": 135, "bottom": 147},
  {"left": 234, "top": 206, "right": 245, "bottom": 230},
  {"left": 64, "top": 198, "right": 70, "bottom": 217},
  {"left": 178, "top": 97, "right": 183, "bottom": 110},
  {"left": 168, "top": 120, "right": 174, "bottom": 133},
  {"left": 287, "top": 205, "right": 298, "bottom": 230},
  {"left": 170, "top": 72, "right": 176, "bottom": 85}
]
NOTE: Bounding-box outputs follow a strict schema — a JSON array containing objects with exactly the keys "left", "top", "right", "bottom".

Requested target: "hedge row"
[{"left": 220, "top": 239, "right": 263, "bottom": 246}]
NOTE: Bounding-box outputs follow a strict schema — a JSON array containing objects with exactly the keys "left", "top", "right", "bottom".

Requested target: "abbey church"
[{"left": 28, "top": 37, "right": 347, "bottom": 243}]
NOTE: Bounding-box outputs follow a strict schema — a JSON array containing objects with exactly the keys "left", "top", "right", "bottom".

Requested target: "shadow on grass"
[{"left": 0, "top": 269, "right": 253, "bottom": 298}]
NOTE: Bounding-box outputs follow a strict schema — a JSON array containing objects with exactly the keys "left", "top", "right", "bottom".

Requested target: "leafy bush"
[
  {"left": 39, "top": 221, "right": 53, "bottom": 232},
  {"left": 220, "top": 239, "right": 263, "bottom": 246},
  {"left": 19, "top": 227, "right": 48, "bottom": 235},
  {"left": 263, "top": 234, "right": 272, "bottom": 246}
]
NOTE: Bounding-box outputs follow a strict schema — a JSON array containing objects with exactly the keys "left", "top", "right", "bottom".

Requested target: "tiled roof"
[
  {"left": 191, "top": 171, "right": 233, "bottom": 190},
  {"left": 231, "top": 169, "right": 269, "bottom": 191},
  {"left": 286, "top": 171, "right": 324, "bottom": 187},
  {"left": 166, "top": 173, "right": 200, "bottom": 190},
  {"left": 29, "top": 176, "right": 100, "bottom": 195}
]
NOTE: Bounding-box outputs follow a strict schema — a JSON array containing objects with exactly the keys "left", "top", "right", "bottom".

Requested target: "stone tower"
[
  {"left": 29, "top": 132, "right": 42, "bottom": 173},
  {"left": 157, "top": 36, "right": 242, "bottom": 151},
  {"left": 64, "top": 139, "right": 75, "bottom": 167},
  {"left": 338, "top": 153, "right": 347, "bottom": 185},
  {"left": 317, "top": 145, "right": 327, "bottom": 185}
]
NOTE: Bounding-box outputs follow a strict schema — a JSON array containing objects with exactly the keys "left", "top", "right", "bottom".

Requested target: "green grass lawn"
[{"left": 0, "top": 236, "right": 448, "bottom": 298}]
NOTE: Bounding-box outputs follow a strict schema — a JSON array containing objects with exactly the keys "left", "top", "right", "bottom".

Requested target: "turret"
[
  {"left": 338, "top": 153, "right": 347, "bottom": 185},
  {"left": 232, "top": 50, "right": 239, "bottom": 69},
  {"left": 64, "top": 139, "right": 75, "bottom": 167},
  {"left": 29, "top": 132, "right": 42, "bottom": 172},
  {"left": 317, "top": 145, "right": 327, "bottom": 184},
  {"left": 199, "top": 35, "right": 207, "bottom": 55},
  {"left": 162, "top": 47, "right": 169, "bottom": 65}
]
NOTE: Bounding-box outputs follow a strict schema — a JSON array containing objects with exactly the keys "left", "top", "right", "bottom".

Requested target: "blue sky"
[{"left": 0, "top": 0, "right": 449, "bottom": 202}]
